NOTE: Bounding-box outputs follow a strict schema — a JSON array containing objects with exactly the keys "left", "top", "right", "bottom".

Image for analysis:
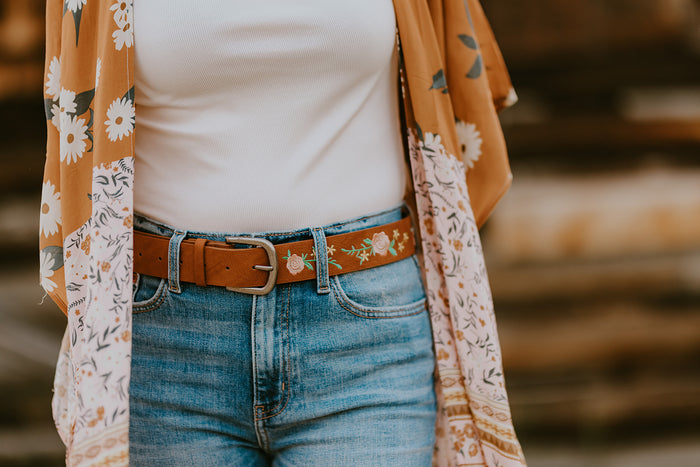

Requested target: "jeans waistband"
[{"left": 133, "top": 200, "right": 412, "bottom": 243}]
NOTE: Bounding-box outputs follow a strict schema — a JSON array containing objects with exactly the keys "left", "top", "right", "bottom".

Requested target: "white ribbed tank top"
[{"left": 133, "top": 0, "right": 408, "bottom": 232}]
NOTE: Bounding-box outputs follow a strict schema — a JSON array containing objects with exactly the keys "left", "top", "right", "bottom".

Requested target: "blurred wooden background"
[{"left": 1, "top": 0, "right": 699, "bottom": 465}]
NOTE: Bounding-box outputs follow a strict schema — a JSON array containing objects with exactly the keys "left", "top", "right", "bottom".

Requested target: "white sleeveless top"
[{"left": 133, "top": 0, "right": 407, "bottom": 233}]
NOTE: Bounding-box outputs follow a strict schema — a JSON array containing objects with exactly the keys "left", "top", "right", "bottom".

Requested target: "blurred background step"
[{"left": 484, "top": 167, "right": 700, "bottom": 263}]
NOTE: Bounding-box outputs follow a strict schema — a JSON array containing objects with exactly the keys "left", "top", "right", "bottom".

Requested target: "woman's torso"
[{"left": 133, "top": 0, "right": 407, "bottom": 232}]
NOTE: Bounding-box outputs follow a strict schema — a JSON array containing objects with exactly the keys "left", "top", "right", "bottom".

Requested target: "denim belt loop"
[
  {"left": 168, "top": 229, "right": 188, "bottom": 294},
  {"left": 310, "top": 227, "right": 330, "bottom": 295}
]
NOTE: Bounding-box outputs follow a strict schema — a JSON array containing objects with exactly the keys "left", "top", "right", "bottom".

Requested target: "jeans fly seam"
[
  {"left": 254, "top": 285, "right": 291, "bottom": 421},
  {"left": 250, "top": 294, "right": 268, "bottom": 450},
  {"left": 254, "top": 414, "right": 270, "bottom": 452}
]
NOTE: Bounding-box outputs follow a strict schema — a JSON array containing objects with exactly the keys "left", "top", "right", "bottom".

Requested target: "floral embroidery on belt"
[
  {"left": 341, "top": 229, "right": 409, "bottom": 265},
  {"left": 283, "top": 247, "right": 343, "bottom": 275},
  {"left": 282, "top": 227, "right": 413, "bottom": 275}
]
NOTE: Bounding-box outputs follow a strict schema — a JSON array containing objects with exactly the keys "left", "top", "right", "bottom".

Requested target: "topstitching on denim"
[{"left": 167, "top": 229, "right": 187, "bottom": 294}]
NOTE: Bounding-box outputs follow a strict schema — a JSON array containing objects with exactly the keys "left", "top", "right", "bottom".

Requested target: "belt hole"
[
  {"left": 138, "top": 252, "right": 142, "bottom": 256},
  {"left": 158, "top": 256, "right": 162, "bottom": 261},
  {"left": 225, "top": 266, "right": 230, "bottom": 270}
]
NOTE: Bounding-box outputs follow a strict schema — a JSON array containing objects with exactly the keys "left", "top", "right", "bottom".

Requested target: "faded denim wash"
[{"left": 129, "top": 201, "right": 437, "bottom": 466}]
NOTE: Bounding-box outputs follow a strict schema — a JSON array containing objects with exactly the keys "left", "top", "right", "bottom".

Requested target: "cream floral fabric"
[{"left": 40, "top": 0, "right": 525, "bottom": 465}]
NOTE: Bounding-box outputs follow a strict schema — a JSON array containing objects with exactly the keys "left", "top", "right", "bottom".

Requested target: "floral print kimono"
[{"left": 40, "top": 0, "right": 526, "bottom": 465}]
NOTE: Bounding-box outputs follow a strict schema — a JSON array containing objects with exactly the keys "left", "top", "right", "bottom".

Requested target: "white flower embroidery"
[
  {"left": 65, "top": 0, "right": 87, "bottom": 13},
  {"left": 110, "top": 1, "right": 133, "bottom": 50},
  {"left": 45, "top": 56, "right": 61, "bottom": 99},
  {"left": 371, "top": 232, "right": 390, "bottom": 256},
  {"left": 286, "top": 254, "right": 305, "bottom": 275},
  {"left": 40, "top": 250, "right": 58, "bottom": 293},
  {"left": 60, "top": 115, "right": 88, "bottom": 164},
  {"left": 95, "top": 58, "right": 101, "bottom": 89},
  {"left": 104, "top": 97, "right": 135, "bottom": 141},
  {"left": 40, "top": 181, "right": 62, "bottom": 237},
  {"left": 455, "top": 120, "right": 483, "bottom": 169}
]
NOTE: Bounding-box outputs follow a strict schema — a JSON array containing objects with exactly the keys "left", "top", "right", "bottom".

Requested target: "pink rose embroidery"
[
  {"left": 286, "top": 253, "right": 305, "bottom": 275},
  {"left": 371, "top": 232, "right": 391, "bottom": 256}
]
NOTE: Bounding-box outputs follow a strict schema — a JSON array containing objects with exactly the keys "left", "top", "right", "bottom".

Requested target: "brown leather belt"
[{"left": 133, "top": 215, "right": 416, "bottom": 295}]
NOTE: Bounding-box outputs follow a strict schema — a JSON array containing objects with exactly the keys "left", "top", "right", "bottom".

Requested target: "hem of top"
[{"left": 133, "top": 200, "right": 408, "bottom": 239}]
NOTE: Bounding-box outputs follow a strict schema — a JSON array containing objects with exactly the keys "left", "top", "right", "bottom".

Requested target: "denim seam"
[
  {"left": 251, "top": 294, "right": 269, "bottom": 450},
  {"left": 254, "top": 285, "right": 291, "bottom": 421},
  {"left": 330, "top": 275, "right": 427, "bottom": 318},
  {"left": 254, "top": 415, "right": 270, "bottom": 452},
  {"left": 335, "top": 298, "right": 427, "bottom": 320},
  {"left": 132, "top": 278, "right": 169, "bottom": 313}
]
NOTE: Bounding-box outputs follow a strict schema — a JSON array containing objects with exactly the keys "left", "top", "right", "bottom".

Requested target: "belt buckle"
[{"left": 224, "top": 237, "right": 278, "bottom": 295}]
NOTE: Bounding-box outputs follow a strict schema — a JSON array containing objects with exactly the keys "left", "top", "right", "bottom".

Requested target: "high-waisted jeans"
[{"left": 129, "top": 201, "right": 437, "bottom": 466}]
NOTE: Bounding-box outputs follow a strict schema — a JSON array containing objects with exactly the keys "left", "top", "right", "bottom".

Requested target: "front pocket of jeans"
[
  {"left": 132, "top": 273, "right": 168, "bottom": 314},
  {"left": 331, "top": 255, "right": 427, "bottom": 318}
]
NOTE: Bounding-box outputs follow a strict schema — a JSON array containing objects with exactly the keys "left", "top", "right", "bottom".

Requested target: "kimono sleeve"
[
  {"left": 39, "top": 0, "right": 68, "bottom": 316},
  {"left": 441, "top": 0, "right": 518, "bottom": 228}
]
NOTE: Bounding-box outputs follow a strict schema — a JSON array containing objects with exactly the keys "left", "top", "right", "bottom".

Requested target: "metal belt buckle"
[{"left": 224, "top": 237, "right": 278, "bottom": 295}]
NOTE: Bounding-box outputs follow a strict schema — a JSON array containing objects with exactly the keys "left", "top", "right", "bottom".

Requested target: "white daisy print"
[
  {"left": 111, "top": 1, "right": 134, "bottom": 50},
  {"left": 422, "top": 132, "right": 442, "bottom": 152},
  {"left": 45, "top": 56, "right": 61, "bottom": 99},
  {"left": 51, "top": 103, "right": 61, "bottom": 131},
  {"left": 455, "top": 120, "right": 483, "bottom": 169},
  {"left": 110, "top": 0, "right": 133, "bottom": 26},
  {"left": 39, "top": 250, "right": 58, "bottom": 293},
  {"left": 40, "top": 181, "right": 62, "bottom": 237},
  {"left": 66, "top": 0, "right": 87, "bottom": 13},
  {"left": 421, "top": 131, "right": 449, "bottom": 159},
  {"left": 104, "top": 97, "right": 135, "bottom": 141},
  {"left": 59, "top": 88, "right": 76, "bottom": 118},
  {"left": 434, "top": 156, "right": 456, "bottom": 184},
  {"left": 95, "top": 58, "right": 101, "bottom": 89},
  {"left": 60, "top": 116, "right": 89, "bottom": 164},
  {"left": 112, "top": 23, "right": 134, "bottom": 50}
]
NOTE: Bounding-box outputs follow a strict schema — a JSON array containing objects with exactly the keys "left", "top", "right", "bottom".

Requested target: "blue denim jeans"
[{"left": 129, "top": 201, "right": 437, "bottom": 466}]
